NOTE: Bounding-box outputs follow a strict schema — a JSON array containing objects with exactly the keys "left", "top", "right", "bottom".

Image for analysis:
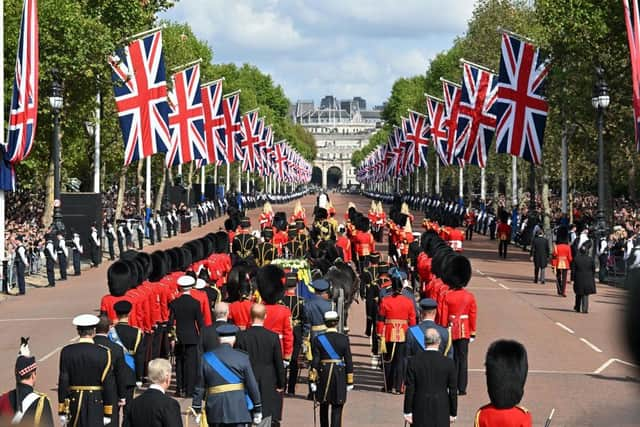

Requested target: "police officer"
[
  {"left": 44, "top": 236, "right": 56, "bottom": 288},
  {"left": 71, "top": 232, "right": 83, "bottom": 276},
  {"left": 57, "top": 314, "right": 115, "bottom": 427},
  {"left": 406, "top": 298, "right": 452, "bottom": 359},
  {"left": 191, "top": 324, "right": 262, "bottom": 427},
  {"left": 14, "top": 235, "right": 29, "bottom": 295},
  {"left": 309, "top": 311, "right": 354, "bottom": 427},
  {"left": 55, "top": 232, "right": 68, "bottom": 281}
]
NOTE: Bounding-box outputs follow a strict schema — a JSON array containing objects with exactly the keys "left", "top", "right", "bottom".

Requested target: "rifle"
[
  {"left": 544, "top": 408, "right": 555, "bottom": 427},
  {"left": 312, "top": 391, "right": 318, "bottom": 427}
]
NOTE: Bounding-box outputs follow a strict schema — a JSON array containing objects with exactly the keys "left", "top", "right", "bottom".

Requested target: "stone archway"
[
  {"left": 311, "top": 166, "right": 323, "bottom": 186},
  {"left": 326, "top": 166, "right": 342, "bottom": 189}
]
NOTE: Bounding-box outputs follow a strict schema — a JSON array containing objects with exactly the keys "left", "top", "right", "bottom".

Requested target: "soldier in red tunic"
[
  {"left": 256, "top": 265, "right": 294, "bottom": 362},
  {"left": 439, "top": 254, "right": 476, "bottom": 396},
  {"left": 259, "top": 202, "right": 274, "bottom": 230},
  {"left": 464, "top": 208, "right": 477, "bottom": 241},
  {"left": 497, "top": 210, "right": 512, "bottom": 259},
  {"left": 354, "top": 215, "right": 375, "bottom": 273},
  {"left": 100, "top": 260, "right": 134, "bottom": 324},
  {"left": 551, "top": 226, "right": 573, "bottom": 297},
  {"left": 475, "top": 340, "right": 532, "bottom": 427}
]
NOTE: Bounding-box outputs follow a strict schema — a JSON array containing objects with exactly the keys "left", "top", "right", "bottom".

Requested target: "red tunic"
[
  {"left": 447, "top": 228, "right": 465, "bottom": 252},
  {"left": 140, "top": 281, "right": 162, "bottom": 326},
  {"left": 263, "top": 304, "right": 294, "bottom": 360},
  {"left": 552, "top": 243, "right": 572, "bottom": 270},
  {"left": 416, "top": 252, "right": 432, "bottom": 295},
  {"left": 396, "top": 230, "right": 414, "bottom": 256},
  {"left": 376, "top": 294, "right": 417, "bottom": 342},
  {"left": 439, "top": 288, "right": 477, "bottom": 340},
  {"left": 125, "top": 287, "right": 151, "bottom": 331},
  {"left": 497, "top": 222, "right": 511, "bottom": 241},
  {"left": 229, "top": 299, "right": 253, "bottom": 330},
  {"left": 475, "top": 404, "right": 532, "bottom": 427},
  {"left": 272, "top": 231, "right": 289, "bottom": 256},
  {"left": 354, "top": 231, "right": 375, "bottom": 257},
  {"left": 464, "top": 211, "right": 476, "bottom": 226},
  {"left": 190, "top": 289, "right": 213, "bottom": 326},
  {"left": 335, "top": 235, "right": 352, "bottom": 263},
  {"left": 258, "top": 212, "right": 273, "bottom": 229},
  {"left": 100, "top": 294, "right": 133, "bottom": 324}
]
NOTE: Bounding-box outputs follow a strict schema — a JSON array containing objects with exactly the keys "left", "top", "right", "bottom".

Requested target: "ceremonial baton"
[{"left": 544, "top": 408, "right": 555, "bottom": 427}]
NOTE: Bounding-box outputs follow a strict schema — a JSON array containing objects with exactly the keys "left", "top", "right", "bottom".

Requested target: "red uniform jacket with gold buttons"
[
  {"left": 376, "top": 294, "right": 417, "bottom": 342},
  {"left": 439, "top": 288, "right": 477, "bottom": 340},
  {"left": 475, "top": 404, "right": 532, "bottom": 427},
  {"left": 263, "top": 303, "right": 294, "bottom": 360}
]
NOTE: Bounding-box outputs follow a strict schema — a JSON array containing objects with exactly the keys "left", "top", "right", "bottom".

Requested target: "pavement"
[{"left": 1, "top": 193, "right": 639, "bottom": 426}]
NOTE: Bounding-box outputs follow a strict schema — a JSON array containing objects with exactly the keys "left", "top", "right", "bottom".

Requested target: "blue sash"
[
  {"left": 108, "top": 329, "right": 136, "bottom": 372},
  {"left": 317, "top": 335, "right": 344, "bottom": 366},
  {"left": 203, "top": 352, "right": 254, "bottom": 410},
  {"left": 409, "top": 326, "right": 426, "bottom": 351}
]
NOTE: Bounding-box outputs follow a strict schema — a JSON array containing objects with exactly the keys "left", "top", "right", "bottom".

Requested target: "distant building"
[
  {"left": 353, "top": 96, "right": 366, "bottom": 110},
  {"left": 320, "top": 95, "right": 338, "bottom": 109}
]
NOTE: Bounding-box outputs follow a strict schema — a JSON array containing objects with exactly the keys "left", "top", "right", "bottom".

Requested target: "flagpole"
[
  {"left": 435, "top": 160, "right": 440, "bottom": 195},
  {"left": 214, "top": 164, "right": 218, "bottom": 188},
  {"left": 121, "top": 25, "right": 166, "bottom": 43},
  {"left": 246, "top": 170, "right": 250, "bottom": 194},
  {"left": 145, "top": 157, "right": 151, "bottom": 209},
  {"left": 415, "top": 170, "right": 419, "bottom": 193},
  {"left": 94, "top": 90, "right": 101, "bottom": 193},
  {"left": 226, "top": 164, "right": 230, "bottom": 194},
  {"left": 424, "top": 163, "right": 429, "bottom": 194},
  {"left": 459, "top": 167, "right": 464, "bottom": 202},
  {"left": 0, "top": 3, "right": 5, "bottom": 293},
  {"left": 480, "top": 167, "right": 486, "bottom": 202},
  {"left": 237, "top": 165, "right": 242, "bottom": 193},
  {"left": 512, "top": 156, "right": 518, "bottom": 207},
  {"left": 200, "top": 165, "right": 205, "bottom": 200}
]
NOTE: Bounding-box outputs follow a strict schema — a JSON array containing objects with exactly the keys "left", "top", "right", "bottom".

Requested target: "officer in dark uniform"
[
  {"left": 116, "top": 221, "right": 126, "bottom": 256},
  {"left": 71, "top": 232, "right": 83, "bottom": 276},
  {"left": 309, "top": 311, "right": 354, "bottom": 427},
  {"left": 302, "top": 279, "right": 333, "bottom": 399},
  {"left": 55, "top": 232, "right": 68, "bottom": 281},
  {"left": 109, "top": 301, "right": 146, "bottom": 408},
  {"left": 148, "top": 215, "right": 156, "bottom": 245},
  {"left": 57, "top": 314, "right": 115, "bottom": 427},
  {"left": 198, "top": 270, "right": 222, "bottom": 321},
  {"left": 155, "top": 215, "right": 163, "bottom": 243},
  {"left": 168, "top": 276, "right": 204, "bottom": 398},
  {"left": 106, "top": 222, "right": 116, "bottom": 261},
  {"left": 14, "top": 235, "right": 28, "bottom": 295},
  {"left": 361, "top": 253, "right": 382, "bottom": 333},
  {"left": 44, "top": 236, "right": 56, "bottom": 288},
  {"left": 232, "top": 217, "right": 258, "bottom": 265},
  {"left": 406, "top": 298, "right": 452, "bottom": 359},
  {"left": 283, "top": 272, "right": 305, "bottom": 395},
  {"left": 136, "top": 220, "right": 144, "bottom": 250},
  {"left": 89, "top": 224, "right": 101, "bottom": 267},
  {"left": 255, "top": 227, "right": 276, "bottom": 267},
  {"left": 191, "top": 324, "right": 262, "bottom": 427}
]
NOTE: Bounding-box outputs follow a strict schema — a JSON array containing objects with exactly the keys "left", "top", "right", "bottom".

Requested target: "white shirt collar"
[
  {"left": 149, "top": 384, "right": 165, "bottom": 394},
  {"left": 426, "top": 347, "right": 440, "bottom": 352}
]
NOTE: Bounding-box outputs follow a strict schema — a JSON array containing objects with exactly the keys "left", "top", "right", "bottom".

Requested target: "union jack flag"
[
  {"left": 456, "top": 61, "right": 498, "bottom": 168},
  {"left": 442, "top": 78, "right": 464, "bottom": 166},
  {"left": 240, "top": 111, "right": 261, "bottom": 172},
  {"left": 426, "top": 95, "right": 449, "bottom": 165},
  {"left": 200, "top": 78, "right": 225, "bottom": 165},
  {"left": 273, "top": 141, "right": 287, "bottom": 180},
  {"left": 109, "top": 31, "right": 170, "bottom": 166},
  {"left": 2, "top": 0, "right": 39, "bottom": 191},
  {"left": 404, "top": 111, "right": 431, "bottom": 168},
  {"left": 495, "top": 32, "right": 549, "bottom": 165},
  {"left": 624, "top": 0, "right": 640, "bottom": 151},
  {"left": 166, "top": 64, "right": 206, "bottom": 167},
  {"left": 258, "top": 124, "right": 272, "bottom": 176},
  {"left": 221, "top": 93, "right": 243, "bottom": 164}
]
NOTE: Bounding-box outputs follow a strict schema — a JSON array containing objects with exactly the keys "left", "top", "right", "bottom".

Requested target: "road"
[{"left": 1, "top": 193, "right": 638, "bottom": 426}]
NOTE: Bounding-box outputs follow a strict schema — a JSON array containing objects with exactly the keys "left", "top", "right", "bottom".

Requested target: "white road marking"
[
  {"left": 593, "top": 358, "right": 639, "bottom": 374},
  {"left": 580, "top": 338, "right": 603, "bottom": 353},
  {"left": 555, "top": 322, "right": 575, "bottom": 334},
  {"left": 476, "top": 269, "right": 485, "bottom": 275},
  {"left": 0, "top": 317, "right": 73, "bottom": 322},
  {"left": 498, "top": 283, "right": 510, "bottom": 290},
  {"left": 487, "top": 277, "right": 497, "bottom": 283},
  {"left": 40, "top": 346, "right": 63, "bottom": 362},
  {"left": 469, "top": 368, "right": 590, "bottom": 375}
]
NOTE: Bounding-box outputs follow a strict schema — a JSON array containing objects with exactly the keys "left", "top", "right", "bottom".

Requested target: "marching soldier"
[
  {"left": 89, "top": 223, "right": 101, "bottom": 267},
  {"left": 155, "top": 214, "right": 163, "bottom": 243},
  {"left": 44, "top": 236, "right": 56, "bottom": 288},
  {"left": 283, "top": 272, "right": 305, "bottom": 396},
  {"left": 232, "top": 217, "right": 259, "bottom": 265},
  {"left": 353, "top": 216, "right": 375, "bottom": 274},
  {"left": 94, "top": 316, "right": 127, "bottom": 427},
  {"left": 259, "top": 202, "right": 274, "bottom": 230},
  {"left": 255, "top": 227, "right": 277, "bottom": 267},
  {"left": 116, "top": 221, "right": 126, "bottom": 256},
  {"left": 309, "top": 311, "right": 354, "bottom": 427},
  {"left": 136, "top": 221, "right": 144, "bottom": 250},
  {"left": 302, "top": 279, "right": 333, "bottom": 399},
  {"left": 57, "top": 314, "right": 116, "bottom": 427},
  {"left": 406, "top": 298, "right": 452, "bottom": 359},
  {"left": 464, "top": 208, "right": 476, "bottom": 241},
  {"left": 148, "top": 215, "right": 156, "bottom": 245},
  {"left": 71, "top": 232, "right": 83, "bottom": 276},
  {"left": 106, "top": 222, "right": 116, "bottom": 261},
  {"left": 0, "top": 340, "right": 54, "bottom": 426},
  {"left": 14, "top": 235, "right": 28, "bottom": 295},
  {"left": 191, "top": 324, "right": 263, "bottom": 427},
  {"left": 56, "top": 231, "right": 68, "bottom": 281}
]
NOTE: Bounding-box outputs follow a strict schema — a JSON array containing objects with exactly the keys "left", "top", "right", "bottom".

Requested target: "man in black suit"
[
  {"left": 94, "top": 315, "right": 128, "bottom": 426},
  {"left": 168, "top": 275, "right": 204, "bottom": 397},
  {"left": 530, "top": 229, "right": 550, "bottom": 284},
  {"left": 403, "top": 328, "right": 457, "bottom": 427},
  {"left": 236, "top": 304, "right": 286, "bottom": 426},
  {"left": 123, "top": 358, "right": 183, "bottom": 427}
]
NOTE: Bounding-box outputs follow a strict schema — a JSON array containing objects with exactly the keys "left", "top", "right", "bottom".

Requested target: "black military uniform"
[
  {"left": 89, "top": 225, "right": 101, "bottom": 266},
  {"left": 14, "top": 236, "right": 28, "bottom": 295},
  {"left": 198, "top": 270, "right": 222, "bottom": 321},
  {"left": 155, "top": 216, "right": 163, "bottom": 243},
  {"left": 168, "top": 277, "right": 204, "bottom": 397},
  {"left": 283, "top": 273, "right": 305, "bottom": 395},
  {"left": 58, "top": 315, "right": 116, "bottom": 427},
  {"left": 94, "top": 330, "right": 128, "bottom": 427},
  {"left": 44, "top": 237, "right": 56, "bottom": 288},
  {"left": 71, "top": 233, "right": 83, "bottom": 276},
  {"left": 309, "top": 312, "right": 354, "bottom": 427},
  {"left": 362, "top": 255, "right": 382, "bottom": 334},
  {"left": 117, "top": 223, "right": 126, "bottom": 255},
  {"left": 136, "top": 221, "right": 144, "bottom": 250},
  {"left": 123, "top": 384, "right": 182, "bottom": 427},
  {"left": 110, "top": 301, "right": 146, "bottom": 405},
  {"left": 55, "top": 233, "right": 68, "bottom": 280},
  {"left": 148, "top": 217, "right": 156, "bottom": 245},
  {"left": 232, "top": 218, "right": 259, "bottom": 264},
  {"left": 255, "top": 228, "right": 277, "bottom": 267},
  {"left": 106, "top": 223, "right": 116, "bottom": 261}
]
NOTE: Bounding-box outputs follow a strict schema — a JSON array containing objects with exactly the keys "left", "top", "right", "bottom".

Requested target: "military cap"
[
  {"left": 419, "top": 298, "right": 437, "bottom": 310},
  {"left": 216, "top": 324, "right": 240, "bottom": 337},
  {"left": 311, "top": 279, "right": 330, "bottom": 292},
  {"left": 324, "top": 311, "right": 339, "bottom": 321},
  {"left": 73, "top": 314, "right": 100, "bottom": 327},
  {"left": 177, "top": 275, "right": 196, "bottom": 288},
  {"left": 114, "top": 300, "right": 132, "bottom": 315}
]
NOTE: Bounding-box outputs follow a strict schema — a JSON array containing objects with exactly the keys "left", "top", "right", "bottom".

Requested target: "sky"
[{"left": 160, "top": 0, "right": 477, "bottom": 108}]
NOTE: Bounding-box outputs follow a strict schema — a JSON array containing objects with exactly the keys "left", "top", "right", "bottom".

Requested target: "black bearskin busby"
[
  {"left": 355, "top": 215, "right": 370, "bottom": 232},
  {"left": 256, "top": 264, "right": 285, "bottom": 304},
  {"left": 149, "top": 251, "right": 169, "bottom": 282},
  {"left": 485, "top": 339, "right": 528, "bottom": 409},
  {"left": 180, "top": 246, "right": 193, "bottom": 271},
  {"left": 443, "top": 253, "right": 472, "bottom": 288},
  {"left": 215, "top": 231, "right": 230, "bottom": 254},
  {"left": 107, "top": 260, "right": 132, "bottom": 296},
  {"left": 315, "top": 207, "right": 328, "bottom": 221},
  {"left": 556, "top": 225, "right": 569, "bottom": 244},
  {"left": 273, "top": 212, "right": 287, "bottom": 231}
]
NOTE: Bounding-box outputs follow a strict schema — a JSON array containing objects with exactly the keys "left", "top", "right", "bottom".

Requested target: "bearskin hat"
[
  {"left": 119, "top": 249, "right": 138, "bottom": 262},
  {"left": 315, "top": 207, "right": 328, "bottom": 221},
  {"left": 256, "top": 264, "right": 285, "bottom": 304},
  {"left": 431, "top": 248, "right": 454, "bottom": 279},
  {"left": 149, "top": 251, "right": 169, "bottom": 282},
  {"left": 420, "top": 230, "right": 438, "bottom": 253},
  {"left": 227, "top": 262, "right": 252, "bottom": 301},
  {"left": 443, "top": 253, "right": 472, "bottom": 288},
  {"left": 273, "top": 212, "right": 287, "bottom": 231},
  {"left": 215, "top": 231, "right": 230, "bottom": 254},
  {"left": 485, "top": 340, "right": 528, "bottom": 409},
  {"left": 201, "top": 236, "right": 215, "bottom": 257},
  {"left": 347, "top": 206, "right": 358, "bottom": 223},
  {"left": 122, "top": 259, "right": 142, "bottom": 288},
  {"left": 224, "top": 217, "right": 238, "bottom": 232},
  {"left": 189, "top": 240, "right": 205, "bottom": 261},
  {"left": 396, "top": 213, "right": 409, "bottom": 228},
  {"left": 135, "top": 252, "right": 152, "bottom": 281},
  {"left": 355, "top": 215, "right": 370, "bottom": 232},
  {"left": 107, "top": 260, "right": 132, "bottom": 296},
  {"left": 556, "top": 225, "right": 569, "bottom": 244},
  {"left": 180, "top": 246, "right": 193, "bottom": 271}
]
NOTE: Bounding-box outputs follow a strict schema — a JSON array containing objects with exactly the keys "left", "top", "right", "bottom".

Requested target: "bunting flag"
[
  {"left": 426, "top": 95, "right": 449, "bottom": 165},
  {"left": 109, "top": 30, "right": 170, "bottom": 166},
  {"left": 222, "top": 93, "right": 243, "bottom": 164},
  {"left": 166, "top": 64, "right": 207, "bottom": 167},
  {"left": 624, "top": 0, "right": 640, "bottom": 151},
  {"left": 442, "top": 78, "right": 464, "bottom": 166},
  {"left": 200, "top": 79, "right": 225, "bottom": 165},
  {"left": 456, "top": 61, "right": 498, "bottom": 168},
  {"left": 495, "top": 32, "right": 549, "bottom": 165},
  {"left": 2, "top": 0, "right": 39, "bottom": 191},
  {"left": 404, "top": 111, "right": 431, "bottom": 168}
]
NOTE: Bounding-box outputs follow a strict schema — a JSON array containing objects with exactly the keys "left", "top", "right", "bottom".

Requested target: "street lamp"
[
  {"left": 592, "top": 66, "right": 610, "bottom": 248},
  {"left": 49, "top": 70, "right": 65, "bottom": 234}
]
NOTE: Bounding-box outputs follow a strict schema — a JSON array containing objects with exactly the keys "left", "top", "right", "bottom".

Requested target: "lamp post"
[
  {"left": 49, "top": 71, "right": 65, "bottom": 234},
  {"left": 592, "top": 67, "right": 610, "bottom": 248}
]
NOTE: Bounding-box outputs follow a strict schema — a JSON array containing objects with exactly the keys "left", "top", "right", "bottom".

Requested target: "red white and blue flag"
[
  {"left": 109, "top": 31, "right": 170, "bottom": 166},
  {"left": 166, "top": 64, "right": 207, "bottom": 167},
  {"left": 623, "top": 0, "right": 640, "bottom": 151},
  {"left": 273, "top": 141, "right": 287, "bottom": 180},
  {"left": 240, "top": 111, "right": 261, "bottom": 172},
  {"left": 442, "top": 78, "right": 464, "bottom": 166},
  {"left": 200, "top": 78, "right": 225, "bottom": 166},
  {"left": 222, "top": 93, "right": 243, "bottom": 164},
  {"left": 2, "top": 0, "right": 39, "bottom": 191},
  {"left": 404, "top": 111, "right": 431, "bottom": 168},
  {"left": 456, "top": 61, "right": 498, "bottom": 168},
  {"left": 426, "top": 95, "right": 449, "bottom": 166},
  {"left": 495, "top": 32, "right": 549, "bottom": 165}
]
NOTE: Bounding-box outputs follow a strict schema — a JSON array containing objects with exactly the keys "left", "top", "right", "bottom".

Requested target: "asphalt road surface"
[{"left": 1, "top": 193, "right": 638, "bottom": 426}]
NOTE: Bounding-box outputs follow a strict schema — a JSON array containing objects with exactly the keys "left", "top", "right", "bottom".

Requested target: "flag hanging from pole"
[
  {"left": 442, "top": 78, "right": 464, "bottom": 166},
  {"left": 404, "top": 111, "right": 431, "bottom": 168},
  {"left": 495, "top": 32, "right": 549, "bottom": 165},
  {"left": 426, "top": 95, "right": 449, "bottom": 166},
  {"left": 2, "top": 0, "right": 39, "bottom": 191},
  {"left": 201, "top": 79, "right": 225, "bottom": 166},
  {"left": 240, "top": 111, "right": 260, "bottom": 172},
  {"left": 221, "top": 93, "right": 243, "bottom": 164},
  {"left": 624, "top": 0, "right": 640, "bottom": 151}
]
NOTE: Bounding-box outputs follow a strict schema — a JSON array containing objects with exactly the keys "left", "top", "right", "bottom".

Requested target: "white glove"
[
  {"left": 450, "top": 416, "right": 457, "bottom": 423},
  {"left": 194, "top": 415, "right": 201, "bottom": 425},
  {"left": 59, "top": 415, "right": 68, "bottom": 426},
  {"left": 118, "top": 398, "right": 126, "bottom": 407},
  {"left": 301, "top": 342, "right": 308, "bottom": 354},
  {"left": 253, "top": 412, "right": 262, "bottom": 424},
  {"left": 470, "top": 337, "right": 475, "bottom": 344},
  {"left": 103, "top": 417, "right": 111, "bottom": 425},
  {"left": 346, "top": 385, "right": 354, "bottom": 392},
  {"left": 283, "top": 360, "right": 290, "bottom": 368},
  {"left": 135, "top": 381, "right": 143, "bottom": 389},
  {"left": 310, "top": 383, "right": 317, "bottom": 392},
  {"left": 403, "top": 413, "right": 413, "bottom": 424}
]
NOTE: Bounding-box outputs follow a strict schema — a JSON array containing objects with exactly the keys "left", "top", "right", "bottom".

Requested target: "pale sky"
[{"left": 160, "top": 0, "right": 477, "bottom": 108}]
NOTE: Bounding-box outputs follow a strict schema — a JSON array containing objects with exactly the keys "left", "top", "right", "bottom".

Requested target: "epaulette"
[{"left": 515, "top": 405, "right": 529, "bottom": 413}]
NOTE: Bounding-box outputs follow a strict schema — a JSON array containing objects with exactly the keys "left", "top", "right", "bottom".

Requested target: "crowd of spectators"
[{"left": 4, "top": 189, "right": 47, "bottom": 266}]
